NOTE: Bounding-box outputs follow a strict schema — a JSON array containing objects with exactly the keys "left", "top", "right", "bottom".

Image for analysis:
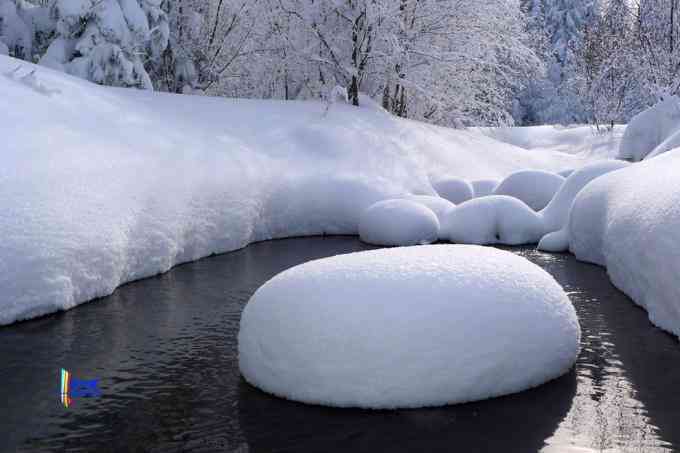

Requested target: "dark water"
[{"left": 2, "top": 237, "right": 680, "bottom": 453}]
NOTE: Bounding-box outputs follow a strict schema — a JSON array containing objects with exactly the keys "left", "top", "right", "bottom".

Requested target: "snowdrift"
[
  {"left": 570, "top": 150, "right": 680, "bottom": 338},
  {"left": 619, "top": 96, "right": 680, "bottom": 161},
  {"left": 0, "top": 55, "right": 590, "bottom": 325},
  {"left": 479, "top": 124, "right": 625, "bottom": 159}
]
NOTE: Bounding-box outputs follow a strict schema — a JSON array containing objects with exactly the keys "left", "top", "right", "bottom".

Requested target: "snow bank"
[
  {"left": 443, "top": 196, "right": 544, "bottom": 246},
  {"left": 569, "top": 150, "right": 680, "bottom": 337},
  {"left": 432, "top": 178, "right": 474, "bottom": 204},
  {"left": 479, "top": 124, "right": 625, "bottom": 159},
  {"left": 539, "top": 160, "right": 630, "bottom": 233},
  {"left": 493, "top": 170, "right": 565, "bottom": 211},
  {"left": 619, "top": 96, "right": 680, "bottom": 161},
  {"left": 238, "top": 245, "right": 580, "bottom": 409},
  {"left": 471, "top": 179, "right": 498, "bottom": 197},
  {"left": 359, "top": 199, "right": 440, "bottom": 246},
  {"left": 0, "top": 54, "right": 593, "bottom": 325}
]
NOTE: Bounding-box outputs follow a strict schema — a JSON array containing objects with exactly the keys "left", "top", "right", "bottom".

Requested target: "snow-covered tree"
[{"left": 38, "top": 0, "right": 170, "bottom": 89}]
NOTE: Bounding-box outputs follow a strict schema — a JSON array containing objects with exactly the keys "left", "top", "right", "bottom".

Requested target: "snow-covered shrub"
[
  {"left": 619, "top": 96, "right": 680, "bottom": 161},
  {"left": 443, "top": 196, "right": 544, "bottom": 246},
  {"left": 39, "top": 0, "right": 168, "bottom": 89},
  {"left": 359, "top": 199, "right": 440, "bottom": 246},
  {"left": 239, "top": 245, "right": 580, "bottom": 408},
  {"left": 432, "top": 178, "right": 474, "bottom": 204},
  {"left": 0, "top": 0, "right": 32, "bottom": 59},
  {"left": 493, "top": 170, "right": 565, "bottom": 211},
  {"left": 569, "top": 150, "right": 680, "bottom": 337}
]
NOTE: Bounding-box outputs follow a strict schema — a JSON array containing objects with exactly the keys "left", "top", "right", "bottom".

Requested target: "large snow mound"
[
  {"left": 443, "top": 196, "right": 544, "bottom": 246},
  {"left": 539, "top": 160, "right": 630, "bottom": 234},
  {"left": 569, "top": 150, "right": 680, "bottom": 337},
  {"left": 493, "top": 170, "right": 565, "bottom": 211},
  {"left": 619, "top": 96, "right": 680, "bottom": 161},
  {"left": 0, "top": 54, "right": 592, "bottom": 325},
  {"left": 238, "top": 245, "right": 580, "bottom": 409},
  {"left": 359, "top": 199, "right": 440, "bottom": 246}
]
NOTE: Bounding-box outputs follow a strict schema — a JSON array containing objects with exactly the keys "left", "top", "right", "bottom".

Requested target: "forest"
[{"left": 2, "top": 0, "right": 680, "bottom": 128}]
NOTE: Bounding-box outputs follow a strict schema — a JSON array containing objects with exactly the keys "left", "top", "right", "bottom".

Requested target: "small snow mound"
[
  {"left": 443, "top": 196, "right": 544, "bottom": 245},
  {"left": 471, "top": 179, "right": 498, "bottom": 198},
  {"left": 401, "top": 194, "right": 453, "bottom": 219},
  {"left": 539, "top": 160, "right": 630, "bottom": 233},
  {"left": 537, "top": 228, "right": 570, "bottom": 253},
  {"left": 359, "top": 199, "right": 440, "bottom": 246},
  {"left": 619, "top": 96, "right": 680, "bottom": 161},
  {"left": 494, "top": 170, "right": 565, "bottom": 211},
  {"left": 432, "top": 178, "right": 474, "bottom": 204},
  {"left": 238, "top": 245, "right": 580, "bottom": 409}
]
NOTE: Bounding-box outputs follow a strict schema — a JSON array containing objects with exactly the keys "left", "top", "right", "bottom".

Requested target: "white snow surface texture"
[
  {"left": 238, "top": 245, "right": 581, "bottom": 409},
  {"left": 0, "top": 55, "right": 591, "bottom": 325},
  {"left": 569, "top": 150, "right": 680, "bottom": 338},
  {"left": 493, "top": 170, "right": 565, "bottom": 211},
  {"left": 619, "top": 96, "right": 680, "bottom": 161},
  {"left": 359, "top": 199, "right": 439, "bottom": 246}
]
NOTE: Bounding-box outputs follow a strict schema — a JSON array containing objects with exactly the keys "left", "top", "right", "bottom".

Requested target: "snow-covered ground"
[
  {"left": 479, "top": 124, "right": 625, "bottom": 159},
  {"left": 239, "top": 245, "right": 580, "bottom": 409},
  {"left": 0, "top": 54, "right": 595, "bottom": 325}
]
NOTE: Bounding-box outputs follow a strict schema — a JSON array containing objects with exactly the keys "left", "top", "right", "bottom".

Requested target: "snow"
[
  {"left": 0, "top": 54, "right": 594, "bottom": 325},
  {"left": 470, "top": 179, "right": 498, "bottom": 197},
  {"left": 432, "top": 178, "right": 474, "bottom": 204},
  {"left": 443, "top": 196, "right": 544, "bottom": 246},
  {"left": 569, "top": 150, "right": 680, "bottom": 337},
  {"left": 539, "top": 160, "right": 630, "bottom": 234},
  {"left": 479, "top": 124, "right": 625, "bottom": 159},
  {"left": 619, "top": 96, "right": 680, "bottom": 161},
  {"left": 537, "top": 228, "right": 570, "bottom": 253},
  {"left": 359, "top": 199, "right": 440, "bottom": 246},
  {"left": 493, "top": 170, "right": 565, "bottom": 211},
  {"left": 238, "top": 245, "right": 580, "bottom": 409},
  {"left": 400, "top": 194, "right": 455, "bottom": 239}
]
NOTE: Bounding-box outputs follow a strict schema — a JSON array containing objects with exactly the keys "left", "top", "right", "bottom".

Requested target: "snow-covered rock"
[
  {"left": 493, "top": 170, "right": 565, "bottom": 211},
  {"left": 537, "top": 228, "right": 569, "bottom": 253},
  {"left": 401, "top": 194, "right": 455, "bottom": 239},
  {"left": 539, "top": 160, "right": 630, "bottom": 234},
  {"left": 432, "top": 178, "right": 474, "bottom": 204},
  {"left": 359, "top": 199, "right": 440, "bottom": 246},
  {"left": 238, "top": 245, "right": 580, "bottom": 409},
  {"left": 569, "top": 150, "right": 680, "bottom": 337},
  {"left": 619, "top": 96, "right": 680, "bottom": 161},
  {"left": 443, "top": 196, "right": 544, "bottom": 246},
  {"left": 470, "top": 179, "right": 498, "bottom": 198},
  {"left": 0, "top": 54, "right": 597, "bottom": 325}
]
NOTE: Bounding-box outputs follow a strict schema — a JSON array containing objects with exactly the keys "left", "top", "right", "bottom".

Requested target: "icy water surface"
[{"left": 2, "top": 238, "right": 680, "bottom": 452}]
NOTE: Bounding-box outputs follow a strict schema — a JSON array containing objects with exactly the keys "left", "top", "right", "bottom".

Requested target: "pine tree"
[{"left": 39, "top": 0, "right": 168, "bottom": 89}]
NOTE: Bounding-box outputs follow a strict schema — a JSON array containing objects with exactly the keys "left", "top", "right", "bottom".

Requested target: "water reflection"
[{"left": 1, "top": 239, "right": 679, "bottom": 452}]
